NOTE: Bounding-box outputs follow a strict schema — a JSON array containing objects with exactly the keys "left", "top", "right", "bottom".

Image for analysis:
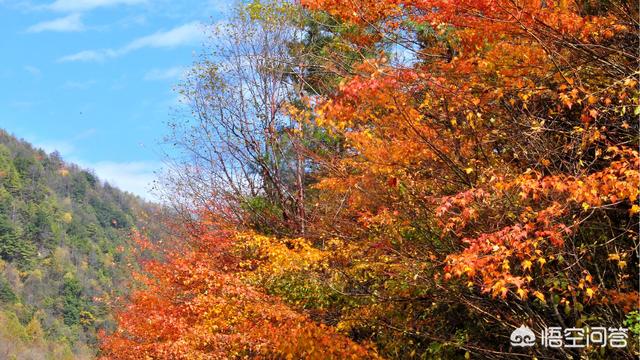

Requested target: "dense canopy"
[{"left": 100, "top": 0, "right": 638, "bottom": 359}]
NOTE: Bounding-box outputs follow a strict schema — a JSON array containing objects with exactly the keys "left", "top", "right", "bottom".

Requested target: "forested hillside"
[{"left": 0, "top": 129, "right": 159, "bottom": 359}]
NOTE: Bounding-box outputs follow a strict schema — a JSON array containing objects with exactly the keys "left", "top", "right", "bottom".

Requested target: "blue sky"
[{"left": 0, "top": 0, "right": 230, "bottom": 200}]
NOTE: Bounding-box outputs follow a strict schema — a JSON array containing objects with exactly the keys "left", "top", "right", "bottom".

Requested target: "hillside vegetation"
[{"left": 0, "top": 129, "right": 159, "bottom": 359}]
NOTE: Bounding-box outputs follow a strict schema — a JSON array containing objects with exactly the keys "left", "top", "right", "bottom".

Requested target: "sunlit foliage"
[{"left": 103, "top": 0, "right": 638, "bottom": 358}]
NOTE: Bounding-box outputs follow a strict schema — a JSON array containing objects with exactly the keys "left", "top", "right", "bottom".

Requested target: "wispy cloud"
[
  {"left": 59, "top": 50, "right": 109, "bottom": 62},
  {"left": 46, "top": 0, "right": 146, "bottom": 13},
  {"left": 26, "top": 128, "right": 95, "bottom": 157},
  {"left": 80, "top": 160, "right": 160, "bottom": 200},
  {"left": 34, "top": 139, "right": 76, "bottom": 156},
  {"left": 59, "top": 21, "right": 203, "bottom": 62},
  {"left": 123, "top": 22, "right": 203, "bottom": 50},
  {"left": 144, "top": 66, "right": 187, "bottom": 81},
  {"left": 27, "top": 13, "right": 84, "bottom": 32},
  {"left": 24, "top": 131, "right": 158, "bottom": 199}
]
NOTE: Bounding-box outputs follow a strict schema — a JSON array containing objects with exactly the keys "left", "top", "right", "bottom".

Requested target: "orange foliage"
[
  {"left": 99, "top": 223, "right": 379, "bottom": 359},
  {"left": 304, "top": 0, "right": 638, "bottom": 307},
  {"left": 103, "top": 0, "right": 638, "bottom": 357}
]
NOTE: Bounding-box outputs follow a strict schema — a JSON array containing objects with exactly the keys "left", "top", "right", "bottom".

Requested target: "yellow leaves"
[
  {"left": 516, "top": 288, "right": 527, "bottom": 300},
  {"left": 465, "top": 111, "right": 475, "bottom": 124},
  {"left": 284, "top": 104, "right": 312, "bottom": 125},
  {"left": 61, "top": 212, "right": 73, "bottom": 224},
  {"left": 462, "top": 265, "right": 474, "bottom": 275},
  {"left": 607, "top": 252, "right": 628, "bottom": 269},
  {"left": 630, "top": 204, "right": 640, "bottom": 214},
  {"left": 464, "top": 167, "right": 474, "bottom": 174},
  {"left": 498, "top": 286, "right": 509, "bottom": 299},
  {"left": 623, "top": 78, "right": 638, "bottom": 89},
  {"left": 336, "top": 320, "right": 352, "bottom": 333},
  {"left": 419, "top": 94, "right": 433, "bottom": 109},
  {"left": 586, "top": 287, "right": 595, "bottom": 299},
  {"left": 537, "top": 257, "right": 546, "bottom": 267},
  {"left": 501, "top": 260, "right": 510, "bottom": 271},
  {"left": 533, "top": 291, "right": 546, "bottom": 303},
  {"left": 235, "top": 233, "right": 330, "bottom": 283},
  {"left": 522, "top": 260, "right": 532, "bottom": 272}
]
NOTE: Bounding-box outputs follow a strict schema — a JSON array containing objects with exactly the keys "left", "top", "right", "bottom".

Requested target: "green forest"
[{"left": 0, "top": 130, "right": 158, "bottom": 359}]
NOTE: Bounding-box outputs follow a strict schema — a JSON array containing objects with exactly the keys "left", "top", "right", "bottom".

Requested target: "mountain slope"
[{"left": 0, "top": 129, "right": 158, "bottom": 359}]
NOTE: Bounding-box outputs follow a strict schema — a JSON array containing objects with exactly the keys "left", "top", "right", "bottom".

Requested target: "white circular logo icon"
[{"left": 511, "top": 325, "right": 536, "bottom": 347}]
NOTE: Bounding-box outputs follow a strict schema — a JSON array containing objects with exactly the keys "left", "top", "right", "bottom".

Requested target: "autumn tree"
[
  {"left": 105, "top": 0, "right": 638, "bottom": 359},
  {"left": 99, "top": 216, "right": 380, "bottom": 359},
  {"left": 293, "top": 0, "right": 639, "bottom": 357},
  {"left": 164, "top": 1, "right": 320, "bottom": 236}
]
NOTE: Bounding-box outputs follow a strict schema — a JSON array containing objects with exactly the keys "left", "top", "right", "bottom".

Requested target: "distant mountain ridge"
[{"left": 0, "top": 129, "right": 158, "bottom": 359}]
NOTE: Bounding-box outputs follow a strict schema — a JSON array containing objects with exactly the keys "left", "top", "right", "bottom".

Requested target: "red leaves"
[
  {"left": 100, "top": 221, "right": 379, "bottom": 359},
  {"left": 103, "top": 0, "right": 638, "bottom": 357},
  {"left": 440, "top": 151, "right": 638, "bottom": 300}
]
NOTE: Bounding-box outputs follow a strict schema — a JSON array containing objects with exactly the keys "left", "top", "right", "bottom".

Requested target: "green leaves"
[{"left": 0, "top": 130, "right": 155, "bottom": 358}]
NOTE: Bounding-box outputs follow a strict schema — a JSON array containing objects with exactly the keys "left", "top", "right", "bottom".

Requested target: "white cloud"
[
  {"left": 144, "top": 66, "right": 187, "bottom": 81},
  {"left": 58, "top": 49, "right": 111, "bottom": 62},
  {"left": 59, "top": 21, "right": 203, "bottom": 62},
  {"left": 81, "top": 160, "right": 160, "bottom": 200},
  {"left": 47, "top": 0, "right": 146, "bottom": 12},
  {"left": 27, "top": 13, "right": 84, "bottom": 32},
  {"left": 25, "top": 128, "right": 96, "bottom": 157},
  {"left": 18, "top": 132, "right": 159, "bottom": 199},
  {"left": 123, "top": 22, "right": 203, "bottom": 50},
  {"left": 35, "top": 140, "right": 76, "bottom": 157}
]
